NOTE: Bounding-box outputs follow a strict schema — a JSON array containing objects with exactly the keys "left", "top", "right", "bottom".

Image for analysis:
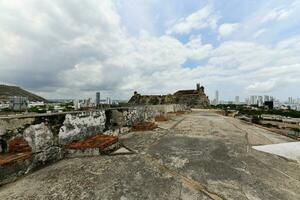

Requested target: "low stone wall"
[
  {"left": 59, "top": 111, "right": 106, "bottom": 145},
  {"left": 0, "top": 104, "right": 187, "bottom": 185}
]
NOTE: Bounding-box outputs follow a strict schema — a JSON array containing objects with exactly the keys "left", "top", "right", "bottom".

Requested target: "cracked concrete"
[{"left": 0, "top": 111, "right": 299, "bottom": 200}]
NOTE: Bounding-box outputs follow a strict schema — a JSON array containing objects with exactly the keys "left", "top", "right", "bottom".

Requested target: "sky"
[{"left": 0, "top": 0, "right": 300, "bottom": 101}]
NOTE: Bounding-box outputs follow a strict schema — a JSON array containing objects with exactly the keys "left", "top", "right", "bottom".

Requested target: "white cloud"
[
  {"left": 166, "top": 5, "right": 218, "bottom": 34},
  {"left": 253, "top": 29, "right": 267, "bottom": 38},
  {"left": 0, "top": 0, "right": 299, "bottom": 100},
  {"left": 0, "top": 0, "right": 126, "bottom": 96},
  {"left": 206, "top": 38, "right": 300, "bottom": 94},
  {"left": 261, "top": 8, "right": 293, "bottom": 23},
  {"left": 218, "top": 23, "right": 240, "bottom": 37},
  {"left": 246, "top": 80, "right": 279, "bottom": 93},
  {"left": 0, "top": 0, "right": 217, "bottom": 99}
]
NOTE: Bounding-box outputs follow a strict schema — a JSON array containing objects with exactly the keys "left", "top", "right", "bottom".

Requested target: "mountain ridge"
[{"left": 0, "top": 85, "right": 47, "bottom": 102}]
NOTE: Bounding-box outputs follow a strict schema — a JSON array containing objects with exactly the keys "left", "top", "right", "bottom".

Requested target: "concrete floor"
[{"left": 0, "top": 111, "right": 299, "bottom": 200}]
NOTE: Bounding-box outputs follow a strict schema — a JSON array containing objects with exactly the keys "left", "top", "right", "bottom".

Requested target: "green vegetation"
[
  {"left": 292, "top": 128, "right": 300, "bottom": 132},
  {"left": 289, "top": 128, "right": 300, "bottom": 137},
  {"left": 0, "top": 108, "right": 22, "bottom": 113},
  {"left": 118, "top": 102, "right": 130, "bottom": 107},
  {"left": 28, "top": 107, "right": 46, "bottom": 113}
]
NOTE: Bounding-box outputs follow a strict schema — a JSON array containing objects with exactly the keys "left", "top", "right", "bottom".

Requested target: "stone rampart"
[{"left": 0, "top": 104, "right": 188, "bottom": 185}]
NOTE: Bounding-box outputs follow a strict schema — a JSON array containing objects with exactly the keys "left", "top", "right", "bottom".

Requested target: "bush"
[{"left": 252, "top": 116, "right": 260, "bottom": 124}]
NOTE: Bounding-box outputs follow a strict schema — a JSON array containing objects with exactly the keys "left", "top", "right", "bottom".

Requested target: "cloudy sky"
[{"left": 0, "top": 0, "right": 299, "bottom": 101}]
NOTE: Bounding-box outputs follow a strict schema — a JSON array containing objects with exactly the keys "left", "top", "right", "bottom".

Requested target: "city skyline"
[
  {"left": 1, "top": 1, "right": 300, "bottom": 100},
  {"left": 210, "top": 89, "right": 300, "bottom": 103},
  {"left": 209, "top": 88, "right": 300, "bottom": 106}
]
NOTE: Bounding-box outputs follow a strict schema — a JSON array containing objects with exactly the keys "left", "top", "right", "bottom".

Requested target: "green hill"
[{"left": 0, "top": 85, "right": 47, "bottom": 102}]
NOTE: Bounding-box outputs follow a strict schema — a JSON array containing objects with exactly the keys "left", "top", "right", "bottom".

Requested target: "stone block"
[{"left": 23, "top": 123, "right": 54, "bottom": 153}]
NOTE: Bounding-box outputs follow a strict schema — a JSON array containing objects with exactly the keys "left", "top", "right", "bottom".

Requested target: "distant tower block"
[
  {"left": 215, "top": 90, "right": 219, "bottom": 105},
  {"left": 96, "top": 92, "right": 100, "bottom": 106},
  {"left": 235, "top": 96, "right": 240, "bottom": 105}
]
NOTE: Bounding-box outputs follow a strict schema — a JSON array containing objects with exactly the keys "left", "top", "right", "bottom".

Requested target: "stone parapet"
[{"left": 0, "top": 104, "right": 188, "bottom": 185}]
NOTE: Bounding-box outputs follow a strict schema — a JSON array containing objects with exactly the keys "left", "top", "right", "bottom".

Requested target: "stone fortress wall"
[
  {"left": 128, "top": 83, "right": 210, "bottom": 108},
  {"left": 0, "top": 104, "right": 187, "bottom": 185}
]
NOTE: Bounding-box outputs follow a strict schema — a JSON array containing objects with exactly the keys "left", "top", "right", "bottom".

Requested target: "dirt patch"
[
  {"left": 8, "top": 137, "right": 32, "bottom": 153},
  {"left": 155, "top": 116, "right": 168, "bottom": 122},
  {"left": 132, "top": 122, "right": 158, "bottom": 131}
]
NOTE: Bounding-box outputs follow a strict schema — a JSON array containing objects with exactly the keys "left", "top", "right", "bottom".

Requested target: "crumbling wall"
[
  {"left": 59, "top": 111, "right": 106, "bottom": 145},
  {"left": 0, "top": 104, "right": 188, "bottom": 185},
  {"left": 0, "top": 111, "right": 105, "bottom": 186},
  {"left": 122, "top": 104, "right": 188, "bottom": 126}
]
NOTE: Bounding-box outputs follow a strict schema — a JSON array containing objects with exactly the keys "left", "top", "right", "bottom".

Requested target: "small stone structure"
[
  {"left": 128, "top": 83, "right": 210, "bottom": 108},
  {"left": 0, "top": 104, "right": 187, "bottom": 185}
]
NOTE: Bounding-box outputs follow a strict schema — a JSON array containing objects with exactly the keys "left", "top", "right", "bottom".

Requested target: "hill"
[{"left": 0, "top": 85, "right": 47, "bottom": 102}]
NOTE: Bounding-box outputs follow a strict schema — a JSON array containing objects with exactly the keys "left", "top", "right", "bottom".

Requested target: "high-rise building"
[
  {"left": 106, "top": 98, "right": 112, "bottom": 105},
  {"left": 9, "top": 96, "right": 28, "bottom": 111},
  {"left": 258, "top": 96, "right": 263, "bottom": 106},
  {"left": 215, "top": 90, "right": 219, "bottom": 105},
  {"left": 245, "top": 98, "right": 250, "bottom": 105},
  {"left": 96, "top": 92, "right": 100, "bottom": 106},
  {"left": 73, "top": 99, "right": 80, "bottom": 110},
  {"left": 264, "top": 95, "right": 270, "bottom": 102},
  {"left": 288, "top": 97, "right": 293, "bottom": 104},
  {"left": 250, "top": 96, "right": 256, "bottom": 105},
  {"left": 235, "top": 96, "right": 240, "bottom": 105},
  {"left": 83, "top": 98, "right": 92, "bottom": 107}
]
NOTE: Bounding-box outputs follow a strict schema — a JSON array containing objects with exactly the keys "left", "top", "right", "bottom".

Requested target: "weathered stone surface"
[
  {"left": 0, "top": 105, "right": 188, "bottom": 186},
  {"left": 58, "top": 111, "right": 106, "bottom": 144},
  {"left": 123, "top": 105, "right": 187, "bottom": 126},
  {"left": 110, "top": 110, "right": 124, "bottom": 127},
  {"left": 65, "top": 148, "right": 100, "bottom": 158},
  {"left": 0, "top": 111, "right": 299, "bottom": 199},
  {"left": 128, "top": 84, "right": 210, "bottom": 108},
  {"left": 23, "top": 123, "right": 54, "bottom": 153},
  {"left": 123, "top": 108, "right": 140, "bottom": 126},
  {"left": 0, "top": 156, "right": 33, "bottom": 186},
  {"left": 0, "top": 118, "right": 35, "bottom": 135},
  {"left": 104, "top": 127, "right": 130, "bottom": 136},
  {"left": 35, "top": 146, "right": 63, "bottom": 161}
]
